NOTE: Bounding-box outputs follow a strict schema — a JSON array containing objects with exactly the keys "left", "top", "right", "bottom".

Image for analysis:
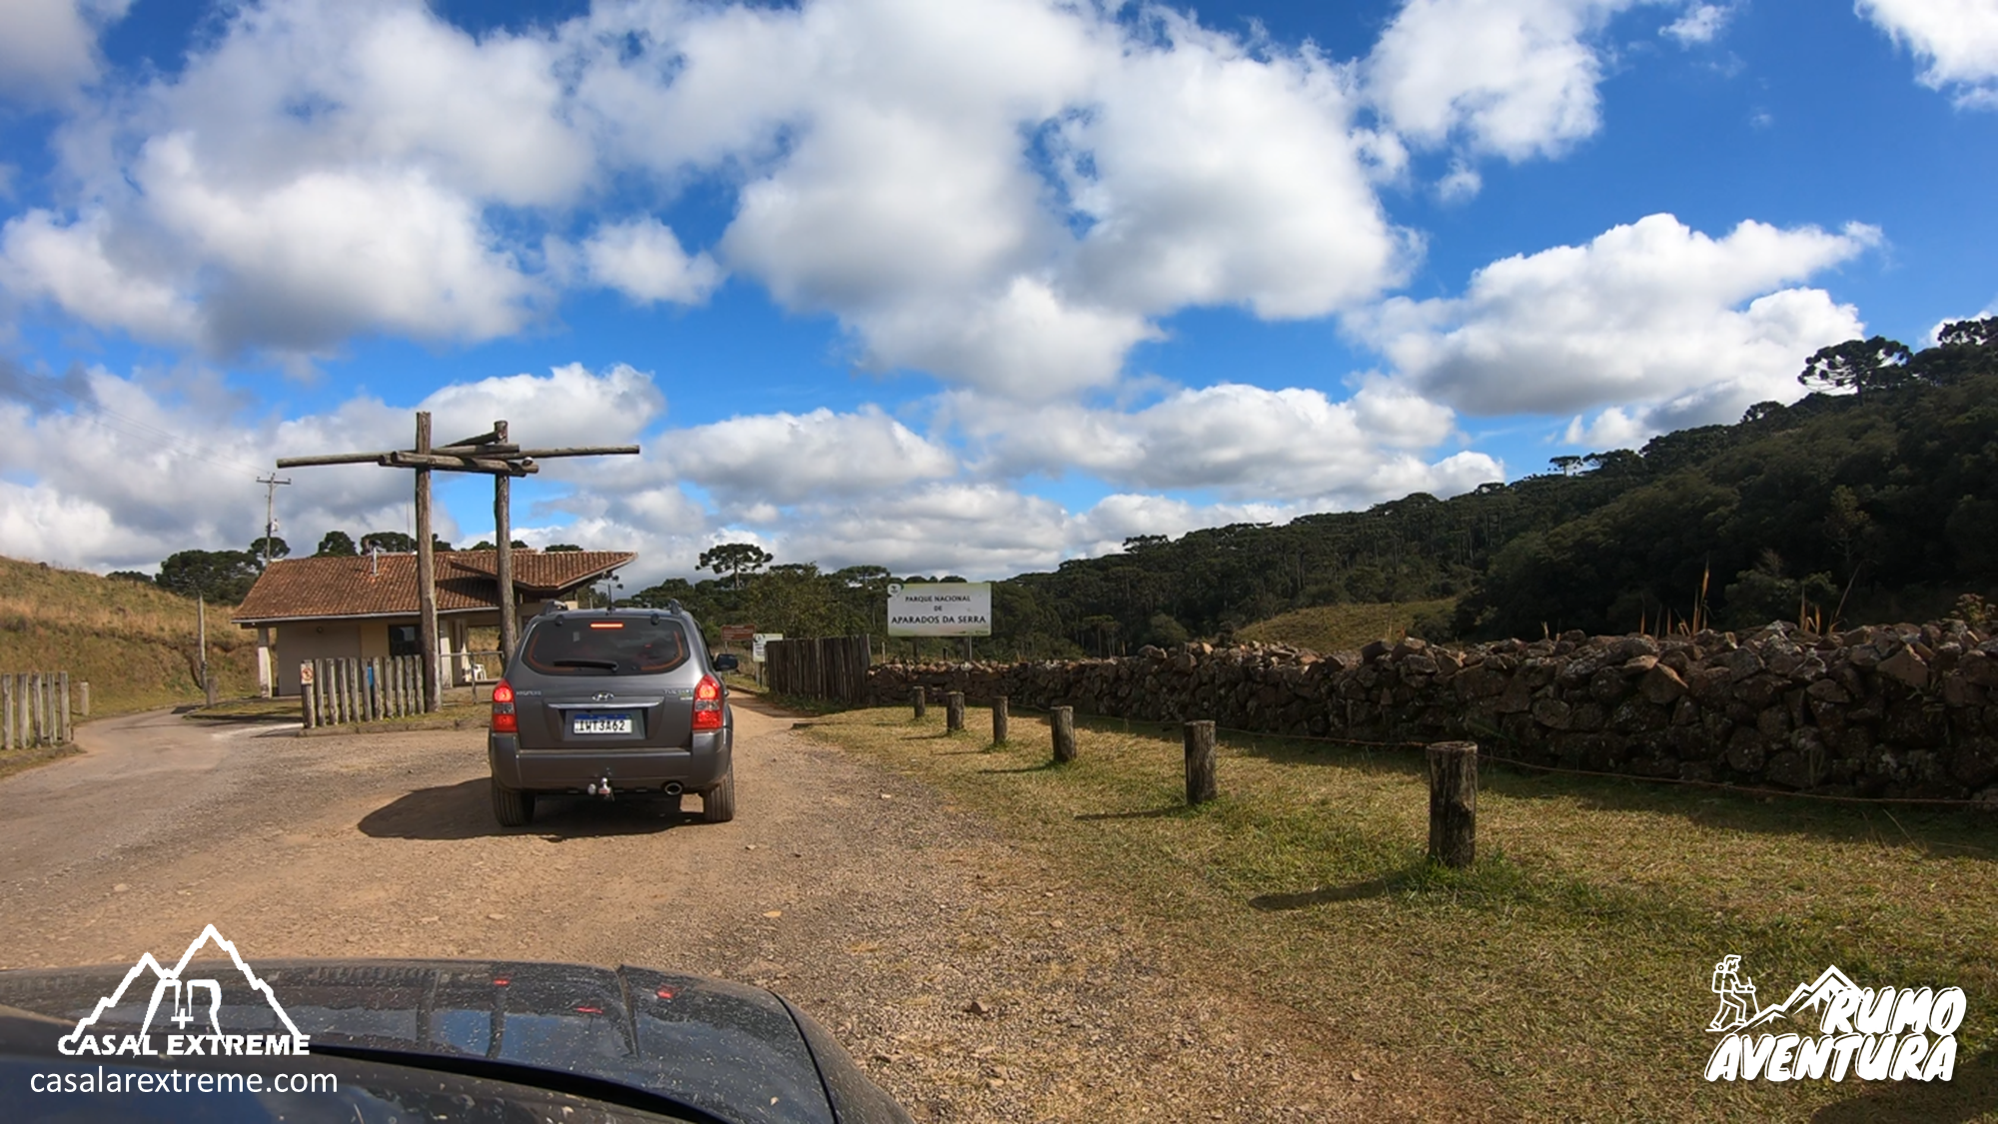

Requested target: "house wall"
[
  {"left": 273, "top": 622, "right": 365, "bottom": 696},
  {"left": 359, "top": 621, "right": 391, "bottom": 662}
]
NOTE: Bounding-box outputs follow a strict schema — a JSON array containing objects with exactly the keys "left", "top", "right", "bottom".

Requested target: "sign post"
[
  {"left": 751, "top": 633, "right": 782, "bottom": 686},
  {"left": 886, "top": 583, "right": 992, "bottom": 662}
]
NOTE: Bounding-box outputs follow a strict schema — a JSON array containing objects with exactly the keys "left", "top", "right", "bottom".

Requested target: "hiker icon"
[{"left": 1708, "top": 955, "right": 1758, "bottom": 1032}]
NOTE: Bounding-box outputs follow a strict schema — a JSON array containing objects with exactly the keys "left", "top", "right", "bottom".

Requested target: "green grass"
[
  {"left": 0, "top": 555, "right": 258, "bottom": 717},
  {"left": 796, "top": 704, "right": 1998, "bottom": 1122},
  {"left": 1236, "top": 598, "right": 1457, "bottom": 652}
]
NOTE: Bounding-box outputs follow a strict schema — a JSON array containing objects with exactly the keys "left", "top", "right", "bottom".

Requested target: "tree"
[
  {"left": 157, "top": 549, "right": 260, "bottom": 602},
  {"left": 315, "top": 530, "right": 358, "bottom": 557},
  {"left": 545, "top": 543, "right": 583, "bottom": 552},
  {"left": 360, "top": 531, "right": 418, "bottom": 553},
  {"left": 107, "top": 570, "right": 153, "bottom": 584},
  {"left": 250, "top": 535, "right": 289, "bottom": 569},
  {"left": 1798, "top": 336, "right": 1913, "bottom": 396},
  {"left": 699, "top": 542, "right": 773, "bottom": 589}
]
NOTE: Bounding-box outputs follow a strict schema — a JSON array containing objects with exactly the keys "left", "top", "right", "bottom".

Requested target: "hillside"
[
  {"left": 1235, "top": 599, "right": 1456, "bottom": 653},
  {"left": 0, "top": 556, "right": 258, "bottom": 717}
]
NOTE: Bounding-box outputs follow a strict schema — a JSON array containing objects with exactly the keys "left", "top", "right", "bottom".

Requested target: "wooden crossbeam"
[
  {"left": 279, "top": 412, "right": 639, "bottom": 712},
  {"left": 382, "top": 451, "right": 537, "bottom": 475}
]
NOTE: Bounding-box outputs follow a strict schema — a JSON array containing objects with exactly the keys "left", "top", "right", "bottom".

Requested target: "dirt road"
[{"left": 0, "top": 698, "right": 1454, "bottom": 1121}]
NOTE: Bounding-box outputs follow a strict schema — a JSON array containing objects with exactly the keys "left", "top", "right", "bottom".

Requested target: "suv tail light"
[
  {"left": 692, "top": 674, "right": 723, "bottom": 731},
  {"left": 491, "top": 679, "right": 518, "bottom": 733}
]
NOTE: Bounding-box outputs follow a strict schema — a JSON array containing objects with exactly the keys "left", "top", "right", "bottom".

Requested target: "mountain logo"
[
  {"left": 1702, "top": 954, "right": 1965, "bottom": 1083},
  {"left": 56, "top": 924, "right": 308, "bottom": 1058}
]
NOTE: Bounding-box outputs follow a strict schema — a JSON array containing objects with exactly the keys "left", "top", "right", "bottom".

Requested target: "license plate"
[{"left": 571, "top": 712, "right": 634, "bottom": 735}]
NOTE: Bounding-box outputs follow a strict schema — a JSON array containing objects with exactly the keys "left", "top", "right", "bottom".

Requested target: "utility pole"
[
  {"left": 256, "top": 473, "right": 292, "bottom": 567},
  {"left": 278, "top": 413, "right": 638, "bottom": 711}
]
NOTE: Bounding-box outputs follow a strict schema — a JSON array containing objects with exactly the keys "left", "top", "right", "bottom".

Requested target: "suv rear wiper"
[{"left": 552, "top": 658, "right": 620, "bottom": 669}]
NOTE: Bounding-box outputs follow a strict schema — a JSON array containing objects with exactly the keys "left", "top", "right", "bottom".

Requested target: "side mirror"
[{"left": 713, "top": 653, "right": 740, "bottom": 672}]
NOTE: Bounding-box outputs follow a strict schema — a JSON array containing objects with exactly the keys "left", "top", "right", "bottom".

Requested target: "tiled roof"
[{"left": 231, "top": 550, "right": 634, "bottom": 623}]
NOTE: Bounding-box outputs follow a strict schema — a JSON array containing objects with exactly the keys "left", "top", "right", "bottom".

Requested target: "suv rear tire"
[
  {"left": 492, "top": 779, "right": 535, "bottom": 827},
  {"left": 701, "top": 768, "right": 736, "bottom": 824}
]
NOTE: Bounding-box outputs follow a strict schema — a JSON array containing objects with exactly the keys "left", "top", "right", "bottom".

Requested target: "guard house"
[{"left": 231, "top": 549, "right": 635, "bottom": 696}]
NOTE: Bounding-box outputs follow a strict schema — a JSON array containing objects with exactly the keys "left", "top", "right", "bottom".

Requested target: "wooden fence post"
[
  {"left": 300, "top": 663, "right": 316, "bottom": 729},
  {"left": 1427, "top": 741, "right": 1478, "bottom": 869},
  {"left": 2, "top": 675, "right": 12, "bottom": 750},
  {"left": 1051, "top": 706, "right": 1076, "bottom": 763},
  {"left": 32, "top": 673, "right": 45, "bottom": 746},
  {"left": 992, "top": 696, "right": 1009, "bottom": 744},
  {"left": 946, "top": 691, "right": 965, "bottom": 732},
  {"left": 79, "top": 681, "right": 89, "bottom": 718},
  {"left": 59, "top": 672, "right": 70, "bottom": 744},
  {"left": 1184, "top": 720, "right": 1217, "bottom": 805},
  {"left": 912, "top": 686, "right": 927, "bottom": 720}
]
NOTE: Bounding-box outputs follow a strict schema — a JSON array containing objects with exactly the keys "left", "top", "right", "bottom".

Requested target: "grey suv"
[{"left": 487, "top": 603, "right": 739, "bottom": 827}]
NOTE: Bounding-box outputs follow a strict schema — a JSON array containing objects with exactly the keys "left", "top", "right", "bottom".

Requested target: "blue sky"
[{"left": 1, "top": 0, "right": 1993, "bottom": 586}]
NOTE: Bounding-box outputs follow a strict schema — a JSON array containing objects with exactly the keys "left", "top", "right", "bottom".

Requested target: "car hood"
[{"left": 0, "top": 959, "right": 906, "bottom": 1124}]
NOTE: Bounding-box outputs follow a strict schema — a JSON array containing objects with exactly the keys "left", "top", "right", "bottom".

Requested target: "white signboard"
[
  {"left": 887, "top": 582, "right": 992, "bottom": 637},
  {"left": 752, "top": 633, "right": 783, "bottom": 662}
]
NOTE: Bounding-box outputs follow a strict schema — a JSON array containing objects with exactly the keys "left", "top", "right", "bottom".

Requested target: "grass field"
[
  {"left": 1237, "top": 598, "right": 1457, "bottom": 652},
  {"left": 0, "top": 555, "right": 258, "bottom": 718},
  {"left": 796, "top": 703, "right": 1998, "bottom": 1122}
]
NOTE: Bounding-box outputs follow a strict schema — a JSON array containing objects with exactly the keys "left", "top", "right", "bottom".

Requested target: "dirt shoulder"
[{"left": 0, "top": 697, "right": 1477, "bottom": 1122}]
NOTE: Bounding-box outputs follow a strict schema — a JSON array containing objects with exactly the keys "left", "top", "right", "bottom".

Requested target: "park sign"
[{"left": 887, "top": 582, "right": 992, "bottom": 637}]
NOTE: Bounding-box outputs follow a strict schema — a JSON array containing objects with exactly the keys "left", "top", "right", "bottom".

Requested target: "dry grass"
[
  {"left": 796, "top": 704, "right": 1998, "bottom": 1123},
  {"left": 0, "top": 555, "right": 258, "bottom": 716},
  {"left": 1237, "top": 598, "right": 1456, "bottom": 653}
]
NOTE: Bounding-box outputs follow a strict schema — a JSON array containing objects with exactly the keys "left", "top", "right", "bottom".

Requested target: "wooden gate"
[{"left": 764, "top": 636, "right": 872, "bottom": 704}]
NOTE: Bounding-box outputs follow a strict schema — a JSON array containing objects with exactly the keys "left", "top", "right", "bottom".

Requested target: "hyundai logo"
[{"left": 591, "top": 691, "right": 614, "bottom": 702}]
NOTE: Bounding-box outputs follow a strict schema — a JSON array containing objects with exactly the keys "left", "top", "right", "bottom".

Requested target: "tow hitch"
[{"left": 587, "top": 777, "right": 614, "bottom": 800}]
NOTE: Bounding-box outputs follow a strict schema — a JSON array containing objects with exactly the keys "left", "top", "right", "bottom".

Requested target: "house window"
[{"left": 388, "top": 625, "right": 422, "bottom": 657}]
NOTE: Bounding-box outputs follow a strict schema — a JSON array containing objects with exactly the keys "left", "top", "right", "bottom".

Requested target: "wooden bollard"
[
  {"left": 1051, "top": 706, "right": 1076, "bottom": 763},
  {"left": 946, "top": 691, "right": 965, "bottom": 731},
  {"left": 78, "top": 681, "right": 90, "bottom": 718},
  {"left": 1183, "top": 720, "right": 1217, "bottom": 805},
  {"left": 1427, "top": 741, "right": 1478, "bottom": 869},
  {"left": 991, "top": 696, "right": 1009, "bottom": 743},
  {"left": 912, "top": 686, "right": 927, "bottom": 719}
]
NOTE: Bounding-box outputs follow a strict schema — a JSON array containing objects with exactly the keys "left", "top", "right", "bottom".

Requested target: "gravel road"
[{"left": 0, "top": 698, "right": 1477, "bottom": 1122}]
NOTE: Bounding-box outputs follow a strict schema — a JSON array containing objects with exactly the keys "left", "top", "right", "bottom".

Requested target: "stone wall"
[{"left": 866, "top": 621, "right": 1998, "bottom": 801}]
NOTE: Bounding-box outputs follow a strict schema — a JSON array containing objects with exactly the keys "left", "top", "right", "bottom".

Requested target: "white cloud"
[
  {"left": 1354, "top": 213, "right": 1877, "bottom": 431},
  {"left": 580, "top": 218, "right": 723, "bottom": 306},
  {"left": 580, "top": 0, "right": 1413, "bottom": 398},
  {"left": 1858, "top": 0, "right": 1998, "bottom": 107},
  {"left": 0, "top": 0, "right": 129, "bottom": 105},
  {"left": 1662, "top": 3, "right": 1733, "bottom": 45},
  {"left": 659, "top": 405, "right": 958, "bottom": 507},
  {"left": 1363, "top": 0, "right": 1649, "bottom": 161},
  {"left": 955, "top": 381, "right": 1496, "bottom": 503},
  {"left": 1, "top": 0, "right": 581, "bottom": 359}
]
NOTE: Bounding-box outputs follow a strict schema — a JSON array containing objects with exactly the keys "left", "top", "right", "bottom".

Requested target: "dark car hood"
[{"left": 0, "top": 959, "right": 905, "bottom": 1124}]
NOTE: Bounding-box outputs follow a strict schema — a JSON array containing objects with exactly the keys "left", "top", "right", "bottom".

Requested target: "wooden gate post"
[
  {"left": 79, "top": 681, "right": 90, "bottom": 718},
  {"left": 946, "top": 691, "right": 965, "bottom": 732},
  {"left": 991, "top": 695, "right": 1009, "bottom": 744},
  {"left": 1051, "top": 706, "right": 1076, "bottom": 763},
  {"left": 912, "top": 686, "right": 927, "bottom": 720},
  {"left": 1427, "top": 741, "right": 1479, "bottom": 869},
  {"left": 59, "top": 672, "right": 70, "bottom": 744},
  {"left": 1184, "top": 720, "right": 1218, "bottom": 805},
  {"left": 300, "top": 663, "right": 317, "bottom": 729}
]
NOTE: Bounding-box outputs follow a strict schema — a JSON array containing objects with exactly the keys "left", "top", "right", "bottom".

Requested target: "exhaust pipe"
[{"left": 663, "top": 782, "right": 683, "bottom": 796}]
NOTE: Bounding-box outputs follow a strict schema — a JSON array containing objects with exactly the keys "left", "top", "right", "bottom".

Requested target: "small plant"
[{"left": 1955, "top": 593, "right": 1992, "bottom": 631}]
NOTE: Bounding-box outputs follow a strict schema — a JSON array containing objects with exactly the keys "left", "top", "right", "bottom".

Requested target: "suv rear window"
[{"left": 520, "top": 617, "right": 692, "bottom": 676}]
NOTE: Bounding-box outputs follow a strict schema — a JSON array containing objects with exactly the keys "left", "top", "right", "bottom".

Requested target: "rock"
[
  {"left": 1640, "top": 664, "right": 1688, "bottom": 704},
  {"left": 1532, "top": 697, "right": 1573, "bottom": 729},
  {"left": 1725, "top": 729, "right": 1766, "bottom": 772},
  {"left": 1494, "top": 677, "right": 1534, "bottom": 714},
  {"left": 1878, "top": 647, "right": 1931, "bottom": 689},
  {"left": 1620, "top": 654, "right": 1658, "bottom": 676},
  {"left": 1805, "top": 679, "right": 1852, "bottom": 704},
  {"left": 1959, "top": 652, "right": 1998, "bottom": 687}
]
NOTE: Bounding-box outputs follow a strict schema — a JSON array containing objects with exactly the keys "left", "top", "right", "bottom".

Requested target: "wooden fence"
[
  {"left": 1, "top": 671, "right": 73, "bottom": 749},
  {"left": 764, "top": 636, "right": 873, "bottom": 704},
  {"left": 299, "top": 655, "right": 427, "bottom": 729}
]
